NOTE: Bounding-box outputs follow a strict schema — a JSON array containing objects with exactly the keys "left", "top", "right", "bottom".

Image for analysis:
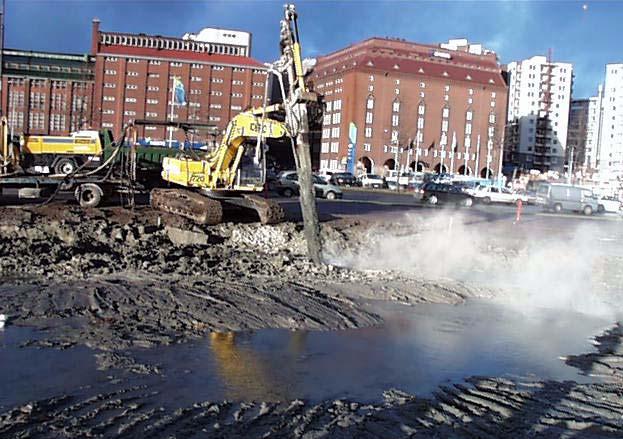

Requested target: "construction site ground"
[{"left": 0, "top": 196, "right": 622, "bottom": 438}]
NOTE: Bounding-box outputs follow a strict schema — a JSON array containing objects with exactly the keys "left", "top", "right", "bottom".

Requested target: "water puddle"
[{"left": 0, "top": 300, "right": 612, "bottom": 410}]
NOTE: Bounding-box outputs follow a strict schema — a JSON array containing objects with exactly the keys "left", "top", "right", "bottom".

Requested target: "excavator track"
[
  {"left": 242, "top": 194, "right": 286, "bottom": 224},
  {"left": 150, "top": 188, "right": 223, "bottom": 225}
]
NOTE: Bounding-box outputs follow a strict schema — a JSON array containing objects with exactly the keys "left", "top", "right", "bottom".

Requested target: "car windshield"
[{"left": 367, "top": 175, "right": 382, "bottom": 179}]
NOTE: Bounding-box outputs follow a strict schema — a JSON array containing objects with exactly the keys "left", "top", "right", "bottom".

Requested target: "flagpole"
[
  {"left": 168, "top": 76, "right": 176, "bottom": 148},
  {"left": 464, "top": 136, "right": 469, "bottom": 175},
  {"left": 414, "top": 131, "right": 421, "bottom": 172},
  {"left": 476, "top": 134, "right": 481, "bottom": 179},
  {"left": 450, "top": 131, "right": 456, "bottom": 175}
]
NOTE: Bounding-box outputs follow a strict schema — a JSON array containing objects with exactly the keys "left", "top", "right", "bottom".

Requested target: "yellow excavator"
[{"left": 151, "top": 4, "right": 318, "bottom": 225}]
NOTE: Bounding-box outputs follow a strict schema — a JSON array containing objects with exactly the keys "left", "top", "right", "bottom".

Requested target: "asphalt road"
[{"left": 277, "top": 187, "right": 623, "bottom": 225}]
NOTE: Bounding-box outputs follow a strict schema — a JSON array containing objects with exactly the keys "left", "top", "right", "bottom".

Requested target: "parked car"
[
  {"left": 470, "top": 186, "right": 528, "bottom": 205},
  {"left": 418, "top": 182, "right": 473, "bottom": 207},
  {"left": 536, "top": 183, "right": 599, "bottom": 215},
  {"left": 358, "top": 173, "right": 384, "bottom": 188},
  {"left": 316, "top": 169, "right": 334, "bottom": 183},
  {"left": 597, "top": 196, "right": 622, "bottom": 213},
  {"left": 329, "top": 172, "right": 357, "bottom": 186},
  {"left": 275, "top": 171, "right": 342, "bottom": 200}
]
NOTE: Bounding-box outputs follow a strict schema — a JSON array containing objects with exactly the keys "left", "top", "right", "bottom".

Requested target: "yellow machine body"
[
  {"left": 21, "top": 132, "right": 103, "bottom": 157},
  {"left": 161, "top": 110, "right": 288, "bottom": 191}
]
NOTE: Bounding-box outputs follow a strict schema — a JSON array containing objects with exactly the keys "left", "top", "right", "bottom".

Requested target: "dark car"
[
  {"left": 329, "top": 172, "right": 357, "bottom": 186},
  {"left": 420, "top": 182, "right": 473, "bottom": 207}
]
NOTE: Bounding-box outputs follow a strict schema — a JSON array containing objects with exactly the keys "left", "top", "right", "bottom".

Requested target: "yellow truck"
[{"left": 19, "top": 130, "right": 111, "bottom": 175}]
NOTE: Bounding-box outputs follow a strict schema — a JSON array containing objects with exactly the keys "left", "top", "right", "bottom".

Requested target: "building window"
[
  {"left": 363, "top": 143, "right": 371, "bottom": 152},
  {"left": 126, "top": 84, "right": 138, "bottom": 90},
  {"left": 465, "top": 123, "right": 472, "bottom": 135},
  {"left": 149, "top": 60, "right": 161, "bottom": 65},
  {"left": 149, "top": 73, "right": 160, "bottom": 78},
  {"left": 334, "top": 99, "right": 342, "bottom": 111},
  {"left": 489, "top": 113, "right": 496, "bottom": 124},
  {"left": 365, "top": 127, "right": 372, "bottom": 138},
  {"left": 466, "top": 111, "right": 473, "bottom": 121},
  {"left": 123, "top": 110, "right": 136, "bottom": 116},
  {"left": 231, "top": 92, "right": 243, "bottom": 98},
  {"left": 418, "top": 104, "right": 425, "bottom": 115},
  {"left": 365, "top": 112, "right": 373, "bottom": 124},
  {"left": 231, "top": 105, "right": 242, "bottom": 111},
  {"left": 442, "top": 107, "right": 449, "bottom": 118},
  {"left": 191, "top": 76, "right": 202, "bottom": 82},
  {"left": 146, "top": 112, "right": 158, "bottom": 117},
  {"left": 417, "top": 117, "right": 424, "bottom": 129},
  {"left": 366, "top": 96, "right": 374, "bottom": 110},
  {"left": 444, "top": 85, "right": 450, "bottom": 92},
  {"left": 323, "top": 114, "right": 331, "bottom": 126},
  {"left": 148, "top": 86, "right": 160, "bottom": 92},
  {"left": 171, "top": 62, "right": 182, "bottom": 67},
  {"left": 392, "top": 114, "right": 399, "bottom": 127},
  {"left": 211, "top": 91, "right": 223, "bottom": 96},
  {"left": 125, "top": 97, "right": 137, "bottom": 103},
  {"left": 105, "top": 69, "right": 116, "bottom": 75},
  {"left": 127, "top": 71, "right": 139, "bottom": 77},
  {"left": 103, "top": 96, "right": 115, "bottom": 102},
  {"left": 441, "top": 120, "right": 449, "bottom": 132},
  {"left": 104, "top": 83, "right": 116, "bottom": 89},
  {"left": 332, "top": 113, "right": 341, "bottom": 124},
  {"left": 392, "top": 101, "right": 400, "bottom": 113},
  {"left": 391, "top": 130, "right": 399, "bottom": 141},
  {"left": 212, "top": 78, "right": 224, "bottom": 83},
  {"left": 330, "top": 142, "right": 339, "bottom": 153},
  {"left": 331, "top": 127, "right": 340, "bottom": 138},
  {"left": 106, "top": 56, "right": 118, "bottom": 62},
  {"left": 232, "top": 80, "right": 243, "bottom": 85},
  {"left": 419, "top": 82, "right": 426, "bottom": 88},
  {"left": 146, "top": 99, "right": 158, "bottom": 104},
  {"left": 468, "top": 88, "right": 474, "bottom": 95}
]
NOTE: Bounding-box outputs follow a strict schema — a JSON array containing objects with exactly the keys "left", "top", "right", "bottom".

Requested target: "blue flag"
[{"left": 173, "top": 77, "right": 186, "bottom": 105}]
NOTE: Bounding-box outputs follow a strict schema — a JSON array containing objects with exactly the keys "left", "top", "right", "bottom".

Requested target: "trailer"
[{"left": 0, "top": 119, "right": 141, "bottom": 208}]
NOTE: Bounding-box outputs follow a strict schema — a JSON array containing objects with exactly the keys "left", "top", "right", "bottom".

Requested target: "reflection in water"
[{"left": 208, "top": 331, "right": 309, "bottom": 401}]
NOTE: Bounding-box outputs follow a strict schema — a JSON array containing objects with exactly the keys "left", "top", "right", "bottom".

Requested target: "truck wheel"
[
  {"left": 554, "top": 203, "right": 563, "bottom": 213},
  {"left": 482, "top": 196, "right": 491, "bottom": 205},
  {"left": 75, "top": 183, "right": 103, "bottom": 208},
  {"left": 598, "top": 204, "right": 605, "bottom": 213},
  {"left": 428, "top": 195, "right": 438, "bottom": 205},
  {"left": 54, "top": 158, "right": 78, "bottom": 175},
  {"left": 463, "top": 197, "right": 473, "bottom": 207},
  {"left": 583, "top": 205, "right": 593, "bottom": 216},
  {"left": 283, "top": 188, "right": 294, "bottom": 198},
  {"left": 325, "top": 191, "right": 337, "bottom": 200}
]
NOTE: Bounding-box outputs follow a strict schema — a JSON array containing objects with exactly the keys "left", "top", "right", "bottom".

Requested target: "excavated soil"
[{"left": 1, "top": 203, "right": 622, "bottom": 437}]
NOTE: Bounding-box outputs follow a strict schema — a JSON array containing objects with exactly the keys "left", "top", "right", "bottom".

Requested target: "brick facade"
[
  {"left": 1, "top": 49, "right": 95, "bottom": 136},
  {"left": 91, "top": 20, "right": 268, "bottom": 146},
  {"left": 311, "top": 38, "right": 509, "bottom": 177}
]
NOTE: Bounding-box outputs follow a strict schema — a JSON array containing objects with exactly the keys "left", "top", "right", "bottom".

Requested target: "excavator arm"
[{"left": 161, "top": 112, "right": 288, "bottom": 190}]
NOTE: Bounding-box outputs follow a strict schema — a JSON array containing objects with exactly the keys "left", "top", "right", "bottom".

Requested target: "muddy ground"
[{"left": 1, "top": 203, "right": 622, "bottom": 437}]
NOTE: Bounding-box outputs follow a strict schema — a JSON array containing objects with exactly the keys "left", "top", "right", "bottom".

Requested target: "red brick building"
[
  {"left": 1, "top": 49, "right": 95, "bottom": 136},
  {"left": 311, "top": 38, "right": 509, "bottom": 177},
  {"left": 90, "top": 19, "right": 269, "bottom": 146}
]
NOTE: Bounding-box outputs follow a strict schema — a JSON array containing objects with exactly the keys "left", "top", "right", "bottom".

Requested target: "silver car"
[{"left": 276, "top": 171, "right": 343, "bottom": 200}]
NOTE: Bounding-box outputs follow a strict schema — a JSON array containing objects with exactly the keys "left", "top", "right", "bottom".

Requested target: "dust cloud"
[{"left": 324, "top": 210, "right": 623, "bottom": 320}]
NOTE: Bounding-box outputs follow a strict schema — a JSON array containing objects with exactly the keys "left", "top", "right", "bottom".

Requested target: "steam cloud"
[{"left": 325, "top": 210, "right": 623, "bottom": 320}]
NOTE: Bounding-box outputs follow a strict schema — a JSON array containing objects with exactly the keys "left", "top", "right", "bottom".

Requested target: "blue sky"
[{"left": 4, "top": 0, "right": 622, "bottom": 98}]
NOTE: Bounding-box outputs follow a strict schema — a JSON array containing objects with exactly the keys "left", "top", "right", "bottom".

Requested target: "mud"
[
  {"left": 1, "top": 203, "right": 622, "bottom": 437},
  {"left": 0, "top": 204, "right": 491, "bottom": 353}
]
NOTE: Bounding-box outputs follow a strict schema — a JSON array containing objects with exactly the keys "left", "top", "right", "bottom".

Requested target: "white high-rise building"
[
  {"left": 598, "top": 64, "right": 623, "bottom": 179},
  {"left": 505, "top": 56, "right": 573, "bottom": 172},
  {"left": 585, "top": 84, "right": 604, "bottom": 171}
]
